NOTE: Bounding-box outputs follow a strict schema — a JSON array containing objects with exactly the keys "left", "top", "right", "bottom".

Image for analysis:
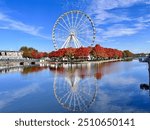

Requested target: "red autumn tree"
[
  {"left": 65, "top": 48, "right": 76, "bottom": 60},
  {"left": 91, "top": 44, "right": 107, "bottom": 59},
  {"left": 74, "top": 47, "right": 91, "bottom": 59}
]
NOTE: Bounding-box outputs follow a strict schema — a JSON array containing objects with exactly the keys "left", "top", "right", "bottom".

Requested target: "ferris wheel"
[
  {"left": 52, "top": 10, "right": 96, "bottom": 50},
  {"left": 53, "top": 70, "right": 97, "bottom": 112}
]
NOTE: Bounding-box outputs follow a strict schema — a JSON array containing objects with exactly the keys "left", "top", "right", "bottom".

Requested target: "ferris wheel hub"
[{"left": 70, "top": 32, "right": 75, "bottom": 36}]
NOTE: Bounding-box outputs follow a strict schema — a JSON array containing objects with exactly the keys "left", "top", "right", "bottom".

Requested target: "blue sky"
[{"left": 0, "top": 0, "right": 150, "bottom": 53}]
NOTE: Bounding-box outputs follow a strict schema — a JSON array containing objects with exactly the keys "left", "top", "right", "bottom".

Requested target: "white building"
[{"left": 0, "top": 51, "right": 23, "bottom": 59}]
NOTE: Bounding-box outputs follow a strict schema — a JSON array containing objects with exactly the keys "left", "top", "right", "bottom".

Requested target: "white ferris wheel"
[{"left": 52, "top": 10, "right": 96, "bottom": 50}]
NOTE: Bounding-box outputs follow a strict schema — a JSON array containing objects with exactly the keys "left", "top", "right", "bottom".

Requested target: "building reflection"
[
  {"left": 0, "top": 67, "right": 23, "bottom": 74},
  {"left": 0, "top": 66, "right": 49, "bottom": 74}
]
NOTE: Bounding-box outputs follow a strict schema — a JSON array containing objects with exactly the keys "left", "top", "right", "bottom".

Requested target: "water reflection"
[
  {"left": 140, "top": 63, "right": 150, "bottom": 95},
  {"left": 0, "top": 67, "right": 23, "bottom": 74},
  {"left": 53, "top": 65, "right": 97, "bottom": 112},
  {"left": 1, "top": 60, "right": 150, "bottom": 112},
  {"left": 51, "top": 62, "right": 123, "bottom": 112},
  {"left": 21, "top": 66, "right": 48, "bottom": 75},
  {"left": 0, "top": 62, "right": 129, "bottom": 112},
  {"left": 0, "top": 66, "right": 48, "bottom": 74}
]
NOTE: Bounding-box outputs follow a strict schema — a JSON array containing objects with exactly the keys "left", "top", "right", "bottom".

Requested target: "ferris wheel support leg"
[
  {"left": 61, "top": 36, "right": 71, "bottom": 48},
  {"left": 72, "top": 36, "right": 79, "bottom": 48},
  {"left": 74, "top": 36, "right": 82, "bottom": 47},
  {"left": 66, "top": 36, "right": 73, "bottom": 48}
]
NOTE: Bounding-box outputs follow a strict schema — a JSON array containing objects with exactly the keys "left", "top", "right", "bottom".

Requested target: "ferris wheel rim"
[{"left": 52, "top": 10, "right": 96, "bottom": 50}]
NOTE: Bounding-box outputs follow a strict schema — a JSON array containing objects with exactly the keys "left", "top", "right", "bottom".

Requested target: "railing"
[{"left": 0, "top": 58, "right": 39, "bottom": 62}]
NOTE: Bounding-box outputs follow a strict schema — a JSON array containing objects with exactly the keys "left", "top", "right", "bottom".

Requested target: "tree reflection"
[{"left": 21, "top": 66, "right": 48, "bottom": 74}]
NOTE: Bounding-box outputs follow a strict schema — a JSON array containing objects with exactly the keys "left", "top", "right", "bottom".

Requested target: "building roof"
[{"left": 0, "top": 50, "right": 22, "bottom": 52}]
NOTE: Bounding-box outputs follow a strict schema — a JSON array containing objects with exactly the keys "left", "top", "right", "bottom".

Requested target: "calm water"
[{"left": 0, "top": 60, "right": 150, "bottom": 113}]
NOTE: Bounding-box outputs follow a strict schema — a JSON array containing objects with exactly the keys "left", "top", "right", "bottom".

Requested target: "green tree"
[{"left": 123, "top": 50, "right": 134, "bottom": 57}]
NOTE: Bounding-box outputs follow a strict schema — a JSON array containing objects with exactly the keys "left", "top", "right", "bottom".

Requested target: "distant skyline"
[{"left": 0, "top": 0, "right": 150, "bottom": 53}]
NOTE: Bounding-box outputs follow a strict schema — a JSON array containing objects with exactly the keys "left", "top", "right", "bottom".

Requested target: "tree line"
[
  {"left": 20, "top": 46, "right": 48, "bottom": 59},
  {"left": 20, "top": 44, "right": 134, "bottom": 61}
]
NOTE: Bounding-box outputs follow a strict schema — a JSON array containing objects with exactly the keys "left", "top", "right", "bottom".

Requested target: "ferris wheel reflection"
[{"left": 53, "top": 64, "right": 97, "bottom": 112}]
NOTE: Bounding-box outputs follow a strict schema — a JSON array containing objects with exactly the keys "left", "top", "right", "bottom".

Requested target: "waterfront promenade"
[
  {"left": 0, "top": 58, "right": 40, "bottom": 70},
  {"left": 0, "top": 58, "right": 126, "bottom": 71}
]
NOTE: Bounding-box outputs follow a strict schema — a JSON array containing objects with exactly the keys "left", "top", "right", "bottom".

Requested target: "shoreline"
[
  {"left": 0, "top": 58, "right": 133, "bottom": 70},
  {"left": 47, "top": 58, "right": 133, "bottom": 65}
]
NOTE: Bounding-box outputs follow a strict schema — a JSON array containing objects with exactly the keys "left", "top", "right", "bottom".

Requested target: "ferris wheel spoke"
[
  {"left": 77, "top": 36, "right": 90, "bottom": 46},
  {"left": 64, "top": 91, "right": 72, "bottom": 104},
  {"left": 58, "top": 22, "right": 70, "bottom": 32},
  {"left": 80, "top": 34, "right": 93, "bottom": 42},
  {"left": 77, "top": 30, "right": 91, "bottom": 39},
  {"left": 74, "top": 12, "right": 79, "bottom": 28},
  {"left": 55, "top": 37, "right": 66, "bottom": 44},
  {"left": 59, "top": 90, "right": 71, "bottom": 102},
  {"left": 77, "top": 23, "right": 91, "bottom": 33},
  {"left": 56, "top": 33, "right": 68, "bottom": 42},
  {"left": 56, "top": 31, "right": 68, "bottom": 38},
  {"left": 73, "top": 94, "right": 76, "bottom": 111},
  {"left": 78, "top": 29, "right": 94, "bottom": 34},
  {"left": 55, "top": 31, "right": 67, "bottom": 38},
  {"left": 77, "top": 24, "right": 91, "bottom": 33},
  {"left": 75, "top": 13, "right": 85, "bottom": 30},
  {"left": 78, "top": 30, "right": 93, "bottom": 36},
  {"left": 76, "top": 17, "right": 89, "bottom": 30},
  {"left": 61, "top": 17, "right": 71, "bottom": 30},
  {"left": 79, "top": 87, "right": 93, "bottom": 98},
  {"left": 56, "top": 34, "right": 67, "bottom": 40},
  {"left": 69, "top": 92, "right": 74, "bottom": 108},
  {"left": 76, "top": 93, "right": 87, "bottom": 110},
  {"left": 74, "top": 94, "right": 82, "bottom": 111},
  {"left": 55, "top": 28, "right": 68, "bottom": 35},
  {"left": 66, "top": 13, "right": 72, "bottom": 29},
  {"left": 55, "top": 33, "right": 68, "bottom": 41},
  {"left": 71, "top": 12, "right": 74, "bottom": 28}
]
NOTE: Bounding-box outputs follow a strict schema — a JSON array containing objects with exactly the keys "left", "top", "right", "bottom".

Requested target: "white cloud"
[
  {"left": 86, "top": 0, "right": 150, "bottom": 40},
  {"left": 91, "top": 90, "right": 143, "bottom": 112},
  {"left": 147, "top": 41, "right": 150, "bottom": 43},
  {"left": 145, "top": 1, "right": 150, "bottom": 4},
  {"left": 102, "top": 23, "right": 145, "bottom": 38},
  {"left": 89, "top": 0, "right": 146, "bottom": 11},
  {"left": 0, "top": 12, "right": 50, "bottom": 39},
  {"left": 0, "top": 83, "right": 40, "bottom": 109},
  {"left": 137, "top": 15, "right": 150, "bottom": 24},
  {"left": 88, "top": 0, "right": 145, "bottom": 20},
  {"left": 104, "top": 76, "right": 138, "bottom": 86}
]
